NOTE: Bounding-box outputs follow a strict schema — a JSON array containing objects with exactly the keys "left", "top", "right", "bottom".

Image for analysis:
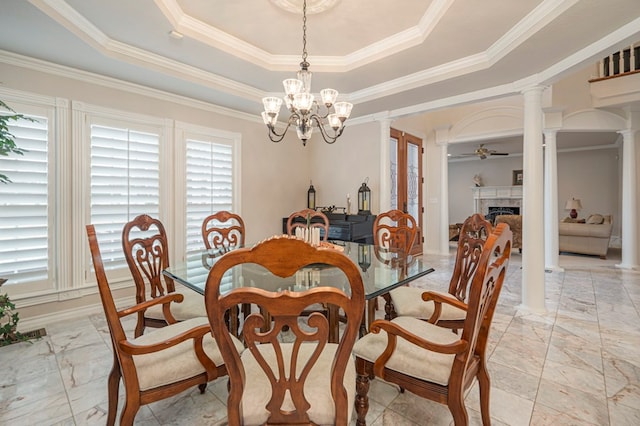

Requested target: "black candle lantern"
[
  {"left": 307, "top": 182, "right": 316, "bottom": 210},
  {"left": 358, "top": 178, "right": 371, "bottom": 215},
  {"left": 358, "top": 244, "right": 371, "bottom": 273}
]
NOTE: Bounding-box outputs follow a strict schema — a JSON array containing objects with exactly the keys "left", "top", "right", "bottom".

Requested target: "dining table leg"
[{"left": 327, "top": 304, "right": 339, "bottom": 344}]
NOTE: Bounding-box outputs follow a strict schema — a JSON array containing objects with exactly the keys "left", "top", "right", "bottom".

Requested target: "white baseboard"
[{"left": 16, "top": 295, "right": 133, "bottom": 334}]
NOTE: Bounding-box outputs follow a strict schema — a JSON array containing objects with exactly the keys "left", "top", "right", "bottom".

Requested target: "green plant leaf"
[{"left": 1, "top": 99, "right": 35, "bottom": 184}]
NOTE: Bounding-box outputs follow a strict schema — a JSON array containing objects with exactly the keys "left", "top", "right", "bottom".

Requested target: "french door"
[{"left": 390, "top": 128, "right": 423, "bottom": 255}]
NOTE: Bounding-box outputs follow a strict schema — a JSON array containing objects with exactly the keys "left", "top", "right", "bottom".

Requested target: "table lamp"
[{"left": 565, "top": 198, "right": 582, "bottom": 219}]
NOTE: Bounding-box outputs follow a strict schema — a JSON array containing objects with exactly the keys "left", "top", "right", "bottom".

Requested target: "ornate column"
[
  {"left": 616, "top": 129, "right": 639, "bottom": 270},
  {"left": 543, "top": 130, "right": 562, "bottom": 271},
  {"left": 521, "top": 86, "right": 546, "bottom": 313}
]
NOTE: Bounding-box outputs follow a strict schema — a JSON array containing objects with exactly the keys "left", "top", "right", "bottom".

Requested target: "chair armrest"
[
  {"left": 118, "top": 293, "right": 184, "bottom": 324},
  {"left": 370, "top": 319, "right": 467, "bottom": 354},
  {"left": 368, "top": 319, "right": 468, "bottom": 378},
  {"left": 119, "top": 324, "right": 211, "bottom": 355},
  {"left": 119, "top": 324, "right": 219, "bottom": 380},
  {"left": 421, "top": 291, "right": 467, "bottom": 323}
]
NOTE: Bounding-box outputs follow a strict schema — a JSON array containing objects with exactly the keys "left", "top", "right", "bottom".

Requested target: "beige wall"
[{"left": 308, "top": 121, "right": 381, "bottom": 214}]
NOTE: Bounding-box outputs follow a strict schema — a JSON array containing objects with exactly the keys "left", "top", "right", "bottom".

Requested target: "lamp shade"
[
  {"left": 565, "top": 198, "right": 582, "bottom": 219},
  {"left": 564, "top": 198, "right": 582, "bottom": 211}
]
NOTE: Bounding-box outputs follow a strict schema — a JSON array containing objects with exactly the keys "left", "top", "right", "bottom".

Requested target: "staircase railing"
[{"left": 591, "top": 43, "right": 639, "bottom": 81}]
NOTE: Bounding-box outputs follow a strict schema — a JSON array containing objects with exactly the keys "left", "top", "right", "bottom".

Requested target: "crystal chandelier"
[{"left": 261, "top": 0, "right": 353, "bottom": 146}]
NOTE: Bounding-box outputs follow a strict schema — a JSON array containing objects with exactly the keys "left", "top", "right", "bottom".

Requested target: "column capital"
[
  {"left": 434, "top": 125, "right": 451, "bottom": 146},
  {"left": 521, "top": 85, "right": 546, "bottom": 96},
  {"left": 617, "top": 129, "right": 636, "bottom": 140}
]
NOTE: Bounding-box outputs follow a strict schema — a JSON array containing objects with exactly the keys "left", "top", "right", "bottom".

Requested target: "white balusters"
[{"left": 601, "top": 43, "right": 638, "bottom": 78}]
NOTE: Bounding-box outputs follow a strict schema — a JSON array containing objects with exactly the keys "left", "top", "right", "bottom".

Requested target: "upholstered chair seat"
[
  {"left": 353, "top": 316, "right": 460, "bottom": 386},
  {"left": 390, "top": 287, "right": 466, "bottom": 321},
  {"left": 132, "top": 317, "right": 244, "bottom": 391}
]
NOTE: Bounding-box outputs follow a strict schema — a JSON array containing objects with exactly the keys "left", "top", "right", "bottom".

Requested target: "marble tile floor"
[{"left": 1, "top": 248, "right": 639, "bottom": 425}]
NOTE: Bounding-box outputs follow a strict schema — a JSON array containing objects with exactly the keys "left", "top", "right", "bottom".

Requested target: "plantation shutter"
[
  {"left": 0, "top": 114, "right": 50, "bottom": 285},
  {"left": 90, "top": 124, "right": 159, "bottom": 269},
  {"left": 184, "top": 138, "right": 234, "bottom": 292},
  {"left": 185, "top": 139, "right": 233, "bottom": 253}
]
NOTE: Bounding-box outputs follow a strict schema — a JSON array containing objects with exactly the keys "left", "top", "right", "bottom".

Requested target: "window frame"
[
  {"left": 72, "top": 102, "right": 173, "bottom": 288},
  {"left": 173, "top": 121, "right": 242, "bottom": 263},
  {"left": 0, "top": 90, "right": 62, "bottom": 300}
]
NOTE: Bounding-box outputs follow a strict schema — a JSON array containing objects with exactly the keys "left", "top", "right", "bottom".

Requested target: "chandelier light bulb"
[
  {"left": 320, "top": 88, "right": 338, "bottom": 106},
  {"left": 293, "top": 92, "right": 314, "bottom": 113},
  {"left": 283, "top": 78, "right": 303, "bottom": 96},
  {"left": 262, "top": 97, "right": 283, "bottom": 114},
  {"left": 334, "top": 101, "right": 353, "bottom": 120},
  {"left": 327, "top": 114, "right": 342, "bottom": 130}
]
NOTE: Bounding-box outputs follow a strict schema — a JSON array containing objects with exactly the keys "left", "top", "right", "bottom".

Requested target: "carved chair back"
[
  {"left": 373, "top": 209, "right": 418, "bottom": 254},
  {"left": 201, "top": 211, "right": 245, "bottom": 251},
  {"left": 122, "top": 214, "right": 174, "bottom": 336},
  {"left": 459, "top": 223, "right": 511, "bottom": 365},
  {"left": 286, "top": 208, "right": 330, "bottom": 241},
  {"left": 205, "top": 236, "right": 364, "bottom": 425},
  {"left": 448, "top": 213, "right": 493, "bottom": 302}
]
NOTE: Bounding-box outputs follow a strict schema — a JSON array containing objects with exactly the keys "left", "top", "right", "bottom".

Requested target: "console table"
[{"left": 282, "top": 213, "right": 376, "bottom": 244}]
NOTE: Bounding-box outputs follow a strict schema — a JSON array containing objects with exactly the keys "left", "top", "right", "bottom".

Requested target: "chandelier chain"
[{"left": 301, "top": 0, "right": 308, "bottom": 68}]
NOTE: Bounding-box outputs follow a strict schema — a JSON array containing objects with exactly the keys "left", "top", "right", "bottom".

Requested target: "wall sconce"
[
  {"left": 307, "top": 182, "right": 316, "bottom": 210},
  {"left": 358, "top": 178, "right": 371, "bottom": 215},
  {"left": 358, "top": 244, "right": 371, "bottom": 273}
]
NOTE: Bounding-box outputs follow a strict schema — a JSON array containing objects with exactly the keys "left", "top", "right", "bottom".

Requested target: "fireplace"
[
  {"left": 486, "top": 206, "right": 520, "bottom": 223},
  {"left": 471, "top": 186, "right": 522, "bottom": 221}
]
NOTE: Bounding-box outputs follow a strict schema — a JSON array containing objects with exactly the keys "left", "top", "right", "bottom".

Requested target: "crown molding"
[
  {"left": 153, "top": 0, "right": 455, "bottom": 72},
  {"left": 0, "top": 50, "right": 261, "bottom": 124},
  {"left": 30, "top": 0, "right": 263, "bottom": 102}
]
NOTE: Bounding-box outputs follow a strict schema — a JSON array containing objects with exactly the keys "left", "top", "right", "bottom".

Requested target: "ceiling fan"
[{"left": 458, "top": 144, "right": 509, "bottom": 160}]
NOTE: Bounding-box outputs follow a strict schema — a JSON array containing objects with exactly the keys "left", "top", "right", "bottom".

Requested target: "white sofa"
[{"left": 559, "top": 214, "right": 613, "bottom": 259}]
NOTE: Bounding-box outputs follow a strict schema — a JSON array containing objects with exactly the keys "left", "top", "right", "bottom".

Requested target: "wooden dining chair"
[
  {"left": 373, "top": 209, "right": 418, "bottom": 253},
  {"left": 122, "top": 214, "right": 206, "bottom": 337},
  {"left": 201, "top": 210, "right": 249, "bottom": 332},
  {"left": 87, "top": 225, "right": 243, "bottom": 426},
  {"left": 204, "top": 235, "right": 365, "bottom": 425},
  {"left": 370, "top": 209, "right": 418, "bottom": 323},
  {"left": 389, "top": 213, "right": 492, "bottom": 329},
  {"left": 286, "top": 208, "right": 330, "bottom": 241},
  {"left": 353, "top": 223, "right": 512, "bottom": 426},
  {"left": 201, "top": 211, "right": 245, "bottom": 251}
]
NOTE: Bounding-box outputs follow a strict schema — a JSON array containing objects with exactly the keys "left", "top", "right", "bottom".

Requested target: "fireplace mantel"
[{"left": 471, "top": 186, "right": 522, "bottom": 214}]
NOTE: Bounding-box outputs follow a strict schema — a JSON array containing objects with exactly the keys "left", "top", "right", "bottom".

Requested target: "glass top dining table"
[{"left": 163, "top": 240, "right": 434, "bottom": 339}]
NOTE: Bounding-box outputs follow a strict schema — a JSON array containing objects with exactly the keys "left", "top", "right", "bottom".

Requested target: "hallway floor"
[{"left": 1, "top": 248, "right": 639, "bottom": 425}]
